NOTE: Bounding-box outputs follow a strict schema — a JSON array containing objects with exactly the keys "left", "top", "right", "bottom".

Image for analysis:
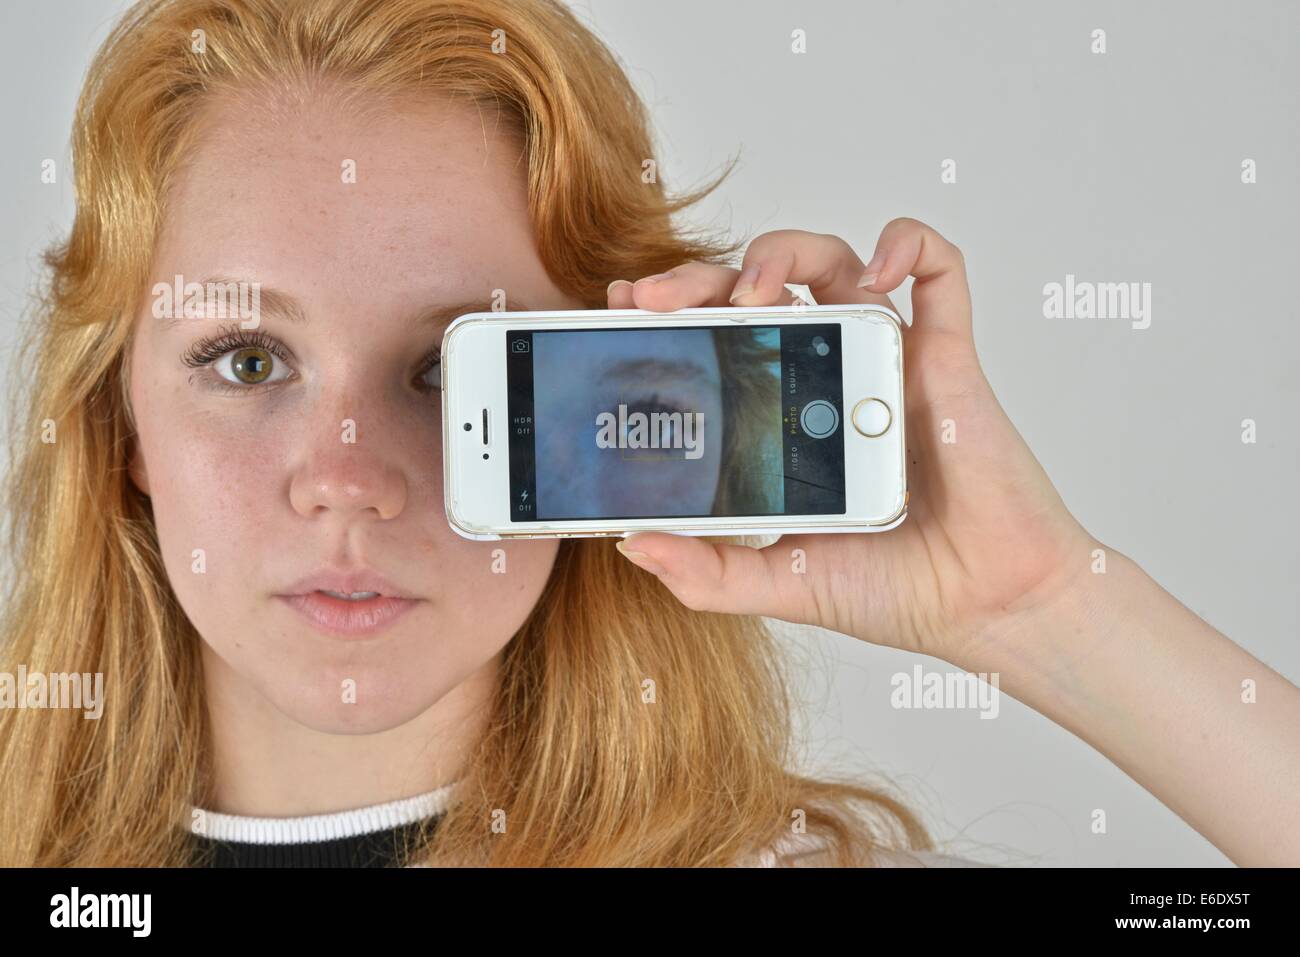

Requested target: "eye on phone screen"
[{"left": 506, "top": 325, "right": 846, "bottom": 521}]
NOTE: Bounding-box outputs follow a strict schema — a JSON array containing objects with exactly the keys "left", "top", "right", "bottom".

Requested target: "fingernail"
[
  {"left": 729, "top": 262, "right": 761, "bottom": 303},
  {"left": 616, "top": 540, "right": 666, "bottom": 576},
  {"left": 856, "top": 250, "right": 886, "bottom": 288},
  {"left": 607, "top": 279, "right": 633, "bottom": 295},
  {"left": 635, "top": 271, "right": 675, "bottom": 285}
]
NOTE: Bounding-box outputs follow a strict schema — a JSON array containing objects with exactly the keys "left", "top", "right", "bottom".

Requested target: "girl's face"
[{"left": 126, "top": 90, "right": 576, "bottom": 734}]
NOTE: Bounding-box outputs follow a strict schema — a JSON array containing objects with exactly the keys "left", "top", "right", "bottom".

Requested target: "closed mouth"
[{"left": 277, "top": 590, "right": 421, "bottom": 637}]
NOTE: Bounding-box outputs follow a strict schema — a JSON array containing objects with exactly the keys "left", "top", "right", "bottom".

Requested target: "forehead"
[{"left": 154, "top": 88, "right": 535, "bottom": 292}]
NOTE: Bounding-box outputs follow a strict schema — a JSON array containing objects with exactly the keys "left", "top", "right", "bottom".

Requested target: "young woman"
[{"left": 1, "top": 0, "right": 1295, "bottom": 868}]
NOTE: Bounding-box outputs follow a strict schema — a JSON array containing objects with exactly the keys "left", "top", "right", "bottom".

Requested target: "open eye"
[
  {"left": 212, "top": 345, "right": 293, "bottom": 386},
  {"left": 180, "top": 326, "right": 296, "bottom": 394},
  {"left": 417, "top": 349, "right": 442, "bottom": 392}
]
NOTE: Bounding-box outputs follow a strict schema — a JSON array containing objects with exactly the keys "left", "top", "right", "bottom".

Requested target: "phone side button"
[{"left": 851, "top": 397, "right": 892, "bottom": 437}]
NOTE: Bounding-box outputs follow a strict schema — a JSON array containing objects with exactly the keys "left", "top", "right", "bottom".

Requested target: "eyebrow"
[
  {"left": 158, "top": 276, "right": 527, "bottom": 331},
  {"left": 596, "top": 357, "right": 714, "bottom": 387}
]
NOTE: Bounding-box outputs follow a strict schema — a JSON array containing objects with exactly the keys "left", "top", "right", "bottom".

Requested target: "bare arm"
[{"left": 967, "top": 543, "right": 1300, "bottom": 866}]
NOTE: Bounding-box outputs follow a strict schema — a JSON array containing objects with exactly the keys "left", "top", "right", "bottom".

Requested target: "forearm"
[{"left": 963, "top": 545, "right": 1300, "bottom": 866}]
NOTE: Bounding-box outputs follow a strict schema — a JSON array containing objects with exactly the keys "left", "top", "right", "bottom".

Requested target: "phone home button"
[{"left": 851, "top": 397, "right": 892, "bottom": 437}]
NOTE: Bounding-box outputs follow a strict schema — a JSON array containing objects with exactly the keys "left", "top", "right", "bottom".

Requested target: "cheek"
[
  {"left": 426, "top": 532, "right": 560, "bottom": 627},
  {"left": 141, "top": 412, "right": 286, "bottom": 606}
]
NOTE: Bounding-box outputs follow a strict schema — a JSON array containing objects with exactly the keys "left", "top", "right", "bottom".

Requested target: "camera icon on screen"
[{"left": 512, "top": 338, "right": 530, "bottom": 354}]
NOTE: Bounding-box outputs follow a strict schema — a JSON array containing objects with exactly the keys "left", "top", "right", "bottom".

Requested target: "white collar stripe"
[{"left": 190, "top": 782, "right": 459, "bottom": 845}]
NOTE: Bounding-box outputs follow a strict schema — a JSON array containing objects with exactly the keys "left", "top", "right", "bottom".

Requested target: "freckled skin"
[{"left": 126, "top": 90, "right": 581, "bottom": 808}]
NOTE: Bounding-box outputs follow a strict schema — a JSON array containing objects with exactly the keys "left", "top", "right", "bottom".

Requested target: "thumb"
[{"left": 615, "top": 532, "right": 784, "bottom": 617}]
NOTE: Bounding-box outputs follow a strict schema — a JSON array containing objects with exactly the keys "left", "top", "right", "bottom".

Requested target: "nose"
[{"left": 289, "top": 444, "right": 410, "bottom": 521}]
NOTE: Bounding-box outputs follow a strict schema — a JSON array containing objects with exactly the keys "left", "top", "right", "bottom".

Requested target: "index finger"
[
  {"left": 860, "top": 217, "right": 973, "bottom": 342},
  {"left": 727, "top": 229, "right": 901, "bottom": 314}
]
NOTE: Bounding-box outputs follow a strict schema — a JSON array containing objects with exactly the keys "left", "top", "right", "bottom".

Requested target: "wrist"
[{"left": 952, "top": 539, "right": 1150, "bottom": 707}]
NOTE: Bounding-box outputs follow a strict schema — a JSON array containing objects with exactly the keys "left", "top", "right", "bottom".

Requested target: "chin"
[
  {"left": 272, "top": 679, "right": 449, "bottom": 735},
  {"left": 248, "top": 649, "right": 460, "bottom": 735}
]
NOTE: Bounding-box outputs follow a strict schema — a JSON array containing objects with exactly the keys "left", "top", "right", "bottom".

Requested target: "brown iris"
[{"left": 230, "top": 347, "right": 273, "bottom": 384}]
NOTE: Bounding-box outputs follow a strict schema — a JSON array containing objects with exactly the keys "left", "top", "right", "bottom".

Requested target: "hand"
[
  {"left": 610, "top": 221, "right": 1300, "bottom": 867},
  {"left": 609, "top": 219, "right": 1096, "bottom": 667}
]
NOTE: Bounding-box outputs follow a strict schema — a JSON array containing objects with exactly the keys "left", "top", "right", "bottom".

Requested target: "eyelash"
[
  {"left": 179, "top": 325, "right": 442, "bottom": 396},
  {"left": 622, "top": 392, "right": 690, "bottom": 416}
]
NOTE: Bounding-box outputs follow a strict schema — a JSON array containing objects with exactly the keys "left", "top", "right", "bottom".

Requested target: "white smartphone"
[{"left": 440, "top": 302, "right": 907, "bottom": 540}]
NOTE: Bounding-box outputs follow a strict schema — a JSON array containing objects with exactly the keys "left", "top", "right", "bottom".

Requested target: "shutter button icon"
[{"left": 799, "top": 400, "right": 840, "bottom": 438}]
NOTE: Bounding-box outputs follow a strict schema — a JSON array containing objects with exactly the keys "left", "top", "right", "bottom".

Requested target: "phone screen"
[{"left": 505, "top": 324, "right": 845, "bottom": 521}]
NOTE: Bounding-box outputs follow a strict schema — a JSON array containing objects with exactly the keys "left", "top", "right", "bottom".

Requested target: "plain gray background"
[{"left": 2, "top": 0, "right": 1295, "bottom": 866}]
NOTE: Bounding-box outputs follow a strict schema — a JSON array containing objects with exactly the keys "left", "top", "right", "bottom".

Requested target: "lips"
[
  {"left": 277, "top": 592, "right": 420, "bottom": 637},
  {"left": 275, "top": 567, "right": 423, "bottom": 637},
  {"left": 279, "top": 568, "right": 419, "bottom": 601},
  {"left": 318, "top": 589, "right": 381, "bottom": 600}
]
